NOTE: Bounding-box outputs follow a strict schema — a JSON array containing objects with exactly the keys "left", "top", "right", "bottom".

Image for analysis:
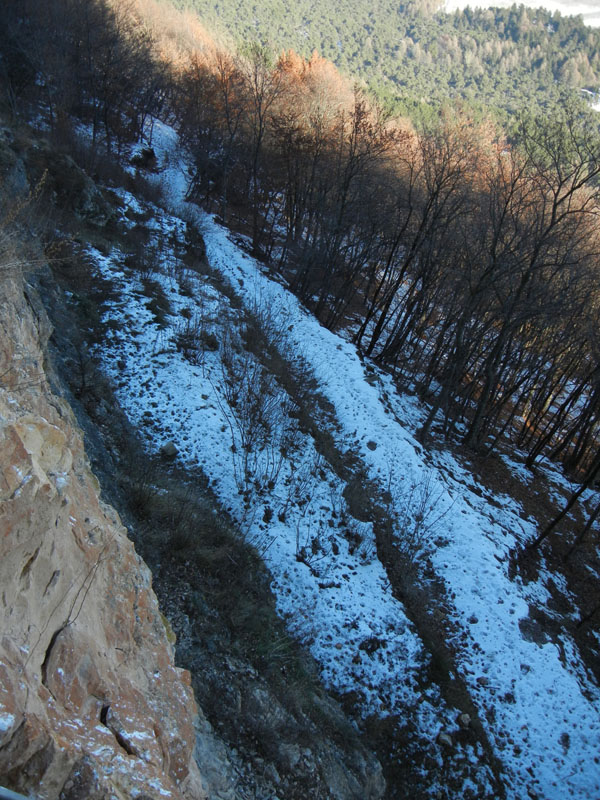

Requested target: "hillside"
[
  {"left": 3, "top": 109, "right": 598, "bottom": 798},
  {"left": 173, "top": 0, "right": 600, "bottom": 115},
  {"left": 88, "top": 117, "right": 600, "bottom": 800},
  {"left": 2, "top": 0, "right": 600, "bottom": 798},
  {"left": 445, "top": 0, "right": 600, "bottom": 28},
  {"left": 0, "top": 115, "right": 387, "bottom": 800}
]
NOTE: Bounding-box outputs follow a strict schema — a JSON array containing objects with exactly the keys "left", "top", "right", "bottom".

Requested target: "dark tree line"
[{"left": 0, "top": 0, "right": 167, "bottom": 152}]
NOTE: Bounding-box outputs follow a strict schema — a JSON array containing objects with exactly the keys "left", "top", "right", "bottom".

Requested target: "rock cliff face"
[{"left": 0, "top": 271, "right": 206, "bottom": 798}]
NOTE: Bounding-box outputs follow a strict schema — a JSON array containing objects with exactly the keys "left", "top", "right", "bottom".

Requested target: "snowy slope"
[{"left": 91, "top": 123, "right": 600, "bottom": 799}]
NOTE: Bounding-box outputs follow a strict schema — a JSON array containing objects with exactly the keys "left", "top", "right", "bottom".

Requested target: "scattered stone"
[
  {"left": 366, "top": 440, "right": 377, "bottom": 451},
  {"left": 160, "top": 440, "right": 178, "bottom": 460},
  {"left": 459, "top": 713, "right": 471, "bottom": 728},
  {"left": 437, "top": 731, "right": 453, "bottom": 748}
]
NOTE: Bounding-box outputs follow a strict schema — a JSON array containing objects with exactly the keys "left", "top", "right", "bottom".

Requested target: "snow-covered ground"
[{"left": 90, "top": 123, "right": 600, "bottom": 799}]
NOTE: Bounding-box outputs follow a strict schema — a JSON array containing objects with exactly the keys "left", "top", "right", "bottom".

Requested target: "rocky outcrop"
[
  {"left": 0, "top": 272, "right": 206, "bottom": 798},
  {"left": 25, "top": 144, "right": 117, "bottom": 227}
]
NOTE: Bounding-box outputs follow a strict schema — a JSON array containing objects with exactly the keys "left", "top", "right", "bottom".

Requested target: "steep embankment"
[
  {"left": 87, "top": 121, "right": 599, "bottom": 800},
  {"left": 0, "top": 123, "right": 207, "bottom": 797},
  {"left": 0, "top": 269, "right": 205, "bottom": 798},
  {"left": 0, "top": 120, "right": 386, "bottom": 800},
  {"left": 3, "top": 109, "right": 598, "bottom": 799}
]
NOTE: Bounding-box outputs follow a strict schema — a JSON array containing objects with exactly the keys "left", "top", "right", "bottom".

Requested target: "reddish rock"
[{"left": 0, "top": 274, "right": 206, "bottom": 799}]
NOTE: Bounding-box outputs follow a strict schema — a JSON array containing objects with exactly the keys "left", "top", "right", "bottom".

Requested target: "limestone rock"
[
  {"left": 0, "top": 126, "right": 28, "bottom": 200},
  {"left": 0, "top": 274, "right": 206, "bottom": 799}
]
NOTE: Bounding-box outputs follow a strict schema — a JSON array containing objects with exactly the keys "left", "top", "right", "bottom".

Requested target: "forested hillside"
[
  {"left": 171, "top": 44, "right": 600, "bottom": 500},
  {"left": 2, "top": 0, "right": 600, "bottom": 797},
  {"left": 172, "top": 0, "right": 600, "bottom": 116}
]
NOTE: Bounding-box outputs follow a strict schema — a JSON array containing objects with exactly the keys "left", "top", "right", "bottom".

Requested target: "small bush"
[
  {"left": 391, "top": 471, "right": 452, "bottom": 578},
  {"left": 125, "top": 237, "right": 161, "bottom": 279},
  {"left": 141, "top": 277, "right": 172, "bottom": 326},
  {"left": 125, "top": 170, "right": 164, "bottom": 206},
  {"left": 174, "top": 315, "right": 219, "bottom": 364}
]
